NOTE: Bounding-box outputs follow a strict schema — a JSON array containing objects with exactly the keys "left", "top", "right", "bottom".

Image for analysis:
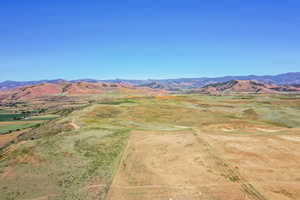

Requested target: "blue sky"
[{"left": 1, "top": 0, "right": 300, "bottom": 81}]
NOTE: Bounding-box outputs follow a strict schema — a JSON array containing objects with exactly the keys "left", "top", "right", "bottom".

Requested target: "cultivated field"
[
  {"left": 1, "top": 94, "right": 300, "bottom": 199},
  {"left": 0, "top": 109, "right": 60, "bottom": 149}
]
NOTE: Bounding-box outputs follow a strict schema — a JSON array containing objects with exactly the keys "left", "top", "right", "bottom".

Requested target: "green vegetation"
[
  {"left": 1, "top": 94, "right": 300, "bottom": 199},
  {"left": 0, "top": 109, "right": 48, "bottom": 121},
  {"left": 99, "top": 98, "right": 136, "bottom": 105},
  {"left": 0, "top": 113, "right": 27, "bottom": 121},
  {"left": 0, "top": 109, "right": 9, "bottom": 114},
  {"left": 26, "top": 114, "right": 59, "bottom": 121},
  {"left": 0, "top": 123, "right": 41, "bottom": 134},
  {"left": 0, "top": 111, "right": 59, "bottom": 136},
  {"left": 0, "top": 102, "right": 131, "bottom": 200}
]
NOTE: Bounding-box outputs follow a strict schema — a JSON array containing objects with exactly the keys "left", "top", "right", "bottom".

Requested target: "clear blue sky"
[{"left": 1, "top": 0, "right": 300, "bottom": 81}]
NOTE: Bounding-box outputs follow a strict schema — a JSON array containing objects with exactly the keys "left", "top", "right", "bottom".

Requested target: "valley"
[{"left": 2, "top": 1, "right": 300, "bottom": 199}]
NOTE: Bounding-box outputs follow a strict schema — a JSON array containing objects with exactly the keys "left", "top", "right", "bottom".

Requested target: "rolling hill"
[
  {"left": 1, "top": 72, "right": 300, "bottom": 91},
  {"left": 0, "top": 81, "right": 165, "bottom": 101},
  {"left": 196, "top": 80, "right": 300, "bottom": 94}
]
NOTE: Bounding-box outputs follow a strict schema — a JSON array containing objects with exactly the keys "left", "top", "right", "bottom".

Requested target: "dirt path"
[{"left": 70, "top": 121, "right": 80, "bottom": 130}]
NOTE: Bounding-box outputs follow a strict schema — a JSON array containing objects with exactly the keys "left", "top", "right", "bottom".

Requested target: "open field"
[
  {"left": 0, "top": 108, "right": 60, "bottom": 148},
  {"left": 0, "top": 94, "right": 300, "bottom": 199},
  {"left": 26, "top": 114, "right": 60, "bottom": 121},
  {"left": 0, "top": 129, "right": 30, "bottom": 148},
  {"left": 0, "top": 111, "right": 60, "bottom": 147},
  {"left": 107, "top": 129, "right": 300, "bottom": 200},
  {"left": 0, "top": 122, "right": 41, "bottom": 134},
  {"left": 0, "top": 113, "right": 27, "bottom": 121}
]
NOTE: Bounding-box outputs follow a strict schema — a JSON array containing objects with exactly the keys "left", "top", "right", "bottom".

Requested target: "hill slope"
[
  {"left": 0, "top": 81, "right": 165, "bottom": 101},
  {"left": 197, "top": 80, "right": 300, "bottom": 94},
  {"left": 1, "top": 72, "right": 300, "bottom": 91}
]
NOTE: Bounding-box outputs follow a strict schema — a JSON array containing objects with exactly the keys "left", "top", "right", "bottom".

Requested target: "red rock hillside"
[
  {"left": 0, "top": 81, "right": 166, "bottom": 101},
  {"left": 197, "top": 80, "right": 300, "bottom": 94}
]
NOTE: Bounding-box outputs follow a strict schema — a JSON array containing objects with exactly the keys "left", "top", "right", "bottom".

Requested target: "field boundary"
[{"left": 104, "top": 131, "right": 132, "bottom": 200}]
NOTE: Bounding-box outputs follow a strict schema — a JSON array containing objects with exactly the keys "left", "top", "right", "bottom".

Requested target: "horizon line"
[{"left": 1, "top": 72, "right": 300, "bottom": 83}]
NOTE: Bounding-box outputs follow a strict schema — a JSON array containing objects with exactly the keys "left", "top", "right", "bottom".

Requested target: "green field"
[
  {"left": 0, "top": 111, "right": 59, "bottom": 135},
  {"left": 0, "top": 109, "right": 9, "bottom": 114},
  {"left": 26, "top": 114, "right": 60, "bottom": 121},
  {"left": 0, "top": 113, "right": 27, "bottom": 121},
  {"left": 0, "top": 123, "right": 41, "bottom": 134}
]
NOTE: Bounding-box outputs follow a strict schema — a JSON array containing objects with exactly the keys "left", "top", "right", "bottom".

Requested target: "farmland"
[
  {"left": 0, "top": 94, "right": 300, "bottom": 199},
  {"left": 0, "top": 108, "right": 60, "bottom": 149},
  {"left": 0, "top": 122, "right": 40, "bottom": 134}
]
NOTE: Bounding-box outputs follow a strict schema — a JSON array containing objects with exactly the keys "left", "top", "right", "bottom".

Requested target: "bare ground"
[
  {"left": 106, "top": 129, "right": 300, "bottom": 200},
  {"left": 0, "top": 129, "right": 29, "bottom": 148}
]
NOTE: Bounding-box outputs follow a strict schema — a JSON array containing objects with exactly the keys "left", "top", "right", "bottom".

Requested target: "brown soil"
[
  {"left": 1, "top": 81, "right": 167, "bottom": 101},
  {"left": 200, "top": 121, "right": 285, "bottom": 134},
  {"left": 106, "top": 130, "right": 300, "bottom": 200},
  {"left": 1, "top": 167, "right": 16, "bottom": 179},
  {"left": 0, "top": 129, "right": 29, "bottom": 148},
  {"left": 0, "top": 121, "right": 37, "bottom": 125},
  {"left": 199, "top": 80, "right": 300, "bottom": 94},
  {"left": 16, "top": 154, "right": 41, "bottom": 167}
]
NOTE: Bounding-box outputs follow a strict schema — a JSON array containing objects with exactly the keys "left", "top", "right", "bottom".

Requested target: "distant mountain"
[
  {"left": 138, "top": 82, "right": 167, "bottom": 89},
  {"left": 137, "top": 81, "right": 188, "bottom": 91},
  {"left": 138, "top": 72, "right": 300, "bottom": 90},
  {"left": 1, "top": 72, "right": 300, "bottom": 91},
  {"left": 0, "top": 81, "right": 165, "bottom": 101},
  {"left": 195, "top": 80, "right": 300, "bottom": 94},
  {"left": 290, "top": 84, "right": 300, "bottom": 88},
  {"left": 0, "top": 79, "right": 65, "bottom": 90}
]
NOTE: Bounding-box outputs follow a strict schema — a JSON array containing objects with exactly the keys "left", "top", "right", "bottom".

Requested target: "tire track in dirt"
[
  {"left": 105, "top": 131, "right": 209, "bottom": 200},
  {"left": 106, "top": 130, "right": 269, "bottom": 200},
  {"left": 193, "top": 129, "right": 268, "bottom": 200}
]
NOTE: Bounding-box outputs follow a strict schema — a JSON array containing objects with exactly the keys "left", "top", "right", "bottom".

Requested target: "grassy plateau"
[{"left": 0, "top": 94, "right": 300, "bottom": 200}]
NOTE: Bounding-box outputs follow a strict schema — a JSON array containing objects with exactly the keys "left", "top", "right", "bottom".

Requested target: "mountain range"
[
  {"left": 1, "top": 72, "right": 300, "bottom": 91},
  {"left": 195, "top": 80, "right": 300, "bottom": 94},
  {"left": 0, "top": 82, "right": 164, "bottom": 101}
]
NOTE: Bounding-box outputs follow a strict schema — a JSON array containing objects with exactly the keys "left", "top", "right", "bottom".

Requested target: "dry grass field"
[{"left": 0, "top": 94, "right": 300, "bottom": 199}]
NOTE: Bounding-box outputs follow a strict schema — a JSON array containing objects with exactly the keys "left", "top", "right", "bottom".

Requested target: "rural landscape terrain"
[
  {"left": 2, "top": 0, "right": 300, "bottom": 199},
  {"left": 0, "top": 76, "right": 300, "bottom": 200}
]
